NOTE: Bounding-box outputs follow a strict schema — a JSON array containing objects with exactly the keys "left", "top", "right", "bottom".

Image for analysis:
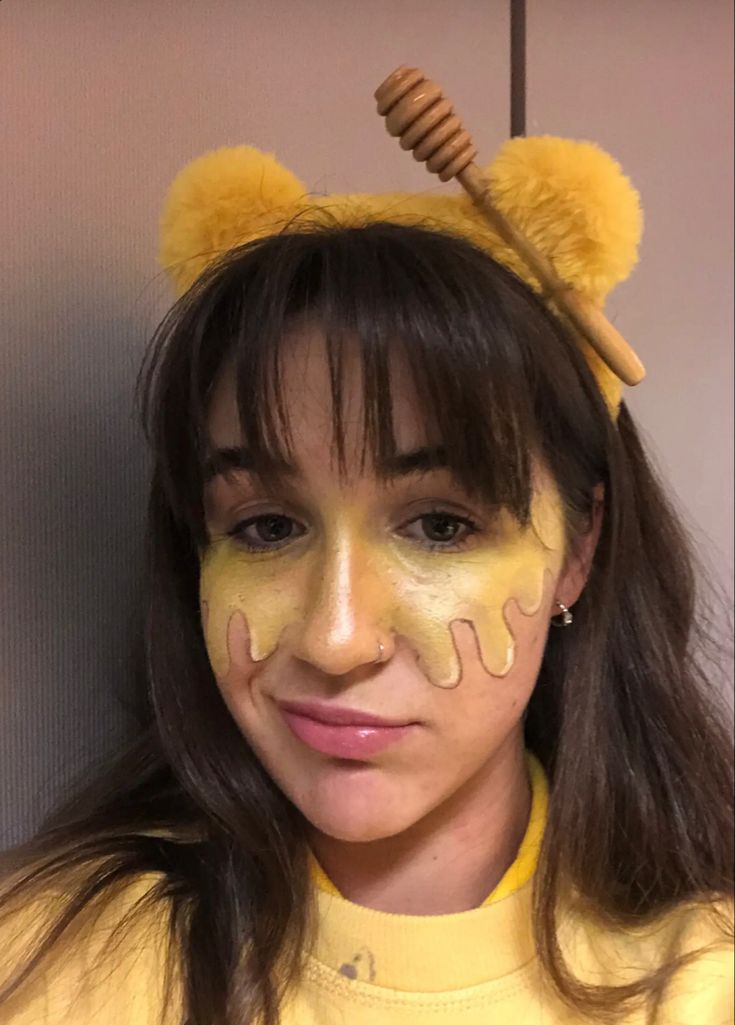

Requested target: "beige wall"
[
  {"left": 528, "top": 0, "right": 734, "bottom": 592},
  {"left": 1, "top": 2, "right": 732, "bottom": 846}
]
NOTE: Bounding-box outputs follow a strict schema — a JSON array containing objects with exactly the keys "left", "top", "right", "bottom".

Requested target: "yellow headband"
[{"left": 159, "top": 135, "right": 643, "bottom": 412}]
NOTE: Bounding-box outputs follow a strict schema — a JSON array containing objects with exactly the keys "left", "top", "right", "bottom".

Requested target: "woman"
[{"left": 0, "top": 217, "right": 732, "bottom": 1023}]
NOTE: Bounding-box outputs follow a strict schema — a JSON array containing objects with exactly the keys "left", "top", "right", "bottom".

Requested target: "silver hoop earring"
[
  {"left": 550, "top": 601, "right": 573, "bottom": 627},
  {"left": 374, "top": 640, "right": 385, "bottom": 663}
]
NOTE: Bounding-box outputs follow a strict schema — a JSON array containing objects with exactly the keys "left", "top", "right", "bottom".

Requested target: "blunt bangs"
[{"left": 140, "top": 222, "right": 609, "bottom": 545}]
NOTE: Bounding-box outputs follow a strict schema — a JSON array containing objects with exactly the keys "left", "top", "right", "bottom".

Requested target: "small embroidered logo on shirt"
[{"left": 338, "top": 946, "right": 376, "bottom": 982}]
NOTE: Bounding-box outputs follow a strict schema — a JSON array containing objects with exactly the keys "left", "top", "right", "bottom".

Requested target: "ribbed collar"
[{"left": 308, "top": 753, "right": 546, "bottom": 992}]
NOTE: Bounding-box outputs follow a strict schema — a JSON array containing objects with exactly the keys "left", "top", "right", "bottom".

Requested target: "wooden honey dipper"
[{"left": 374, "top": 66, "right": 646, "bottom": 387}]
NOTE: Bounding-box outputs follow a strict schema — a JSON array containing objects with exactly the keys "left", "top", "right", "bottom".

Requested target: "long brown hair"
[{"left": 1, "top": 223, "right": 732, "bottom": 1024}]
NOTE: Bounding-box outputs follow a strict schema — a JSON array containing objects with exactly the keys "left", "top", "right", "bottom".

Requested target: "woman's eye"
[
  {"left": 400, "top": 512, "right": 479, "bottom": 549},
  {"left": 229, "top": 514, "right": 304, "bottom": 551}
]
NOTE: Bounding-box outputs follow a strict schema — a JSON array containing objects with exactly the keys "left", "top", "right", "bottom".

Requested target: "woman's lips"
[{"left": 278, "top": 700, "right": 417, "bottom": 759}]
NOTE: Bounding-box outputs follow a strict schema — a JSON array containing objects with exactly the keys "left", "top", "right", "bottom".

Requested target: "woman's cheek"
[
  {"left": 199, "top": 539, "right": 307, "bottom": 675},
  {"left": 201, "top": 601, "right": 254, "bottom": 692},
  {"left": 390, "top": 496, "right": 565, "bottom": 688}
]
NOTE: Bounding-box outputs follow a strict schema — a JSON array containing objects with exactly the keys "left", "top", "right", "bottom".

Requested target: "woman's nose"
[{"left": 291, "top": 538, "right": 391, "bottom": 676}]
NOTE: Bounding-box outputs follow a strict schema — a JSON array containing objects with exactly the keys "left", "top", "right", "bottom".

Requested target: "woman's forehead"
[{"left": 206, "top": 326, "right": 429, "bottom": 457}]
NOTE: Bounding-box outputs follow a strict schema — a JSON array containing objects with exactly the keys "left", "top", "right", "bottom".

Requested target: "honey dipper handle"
[
  {"left": 374, "top": 65, "right": 645, "bottom": 388},
  {"left": 459, "top": 164, "right": 645, "bottom": 387}
]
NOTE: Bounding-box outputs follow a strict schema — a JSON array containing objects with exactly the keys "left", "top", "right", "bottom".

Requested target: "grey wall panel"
[{"left": 0, "top": 279, "right": 150, "bottom": 847}]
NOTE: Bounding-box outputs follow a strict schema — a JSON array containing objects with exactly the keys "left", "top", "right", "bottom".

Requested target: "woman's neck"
[{"left": 309, "top": 736, "right": 531, "bottom": 916}]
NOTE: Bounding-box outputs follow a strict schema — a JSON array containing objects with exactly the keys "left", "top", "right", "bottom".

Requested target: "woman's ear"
[{"left": 555, "top": 484, "right": 604, "bottom": 608}]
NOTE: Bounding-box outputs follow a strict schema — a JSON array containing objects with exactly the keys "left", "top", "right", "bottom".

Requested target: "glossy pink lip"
[{"left": 278, "top": 700, "right": 417, "bottom": 759}]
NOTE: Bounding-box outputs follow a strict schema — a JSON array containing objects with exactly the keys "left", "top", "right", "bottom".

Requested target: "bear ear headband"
[{"left": 160, "top": 65, "right": 645, "bottom": 413}]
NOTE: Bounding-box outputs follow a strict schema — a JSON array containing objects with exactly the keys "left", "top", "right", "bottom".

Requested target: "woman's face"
[{"left": 201, "top": 327, "right": 594, "bottom": 842}]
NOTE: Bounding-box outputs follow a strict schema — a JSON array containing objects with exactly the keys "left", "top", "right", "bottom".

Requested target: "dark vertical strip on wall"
[{"left": 510, "top": 0, "right": 526, "bottom": 137}]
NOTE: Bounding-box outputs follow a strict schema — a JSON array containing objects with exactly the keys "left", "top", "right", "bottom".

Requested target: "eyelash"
[
  {"left": 227, "top": 514, "right": 305, "bottom": 553},
  {"left": 399, "top": 510, "right": 480, "bottom": 552},
  {"left": 226, "top": 510, "right": 481, "bottom": 554}
]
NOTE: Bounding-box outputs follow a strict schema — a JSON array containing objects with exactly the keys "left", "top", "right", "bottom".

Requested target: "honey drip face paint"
[{"left": 200, "top": 482, "right": 565, "bottom": 689}]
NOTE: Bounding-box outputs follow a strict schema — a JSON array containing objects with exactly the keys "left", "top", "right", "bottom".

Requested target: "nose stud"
[{"left": 374, "top": 640, "right": 385, "bottom": 663}]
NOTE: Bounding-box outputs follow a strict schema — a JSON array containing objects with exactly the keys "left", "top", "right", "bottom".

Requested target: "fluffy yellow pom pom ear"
[
  {"left": 475, "top": 136, "right": 643, "bottom": 307},
  {"left": 451, "top": 135, "right": 643, "bottom": 411},
  {"left": 159, "top": 146, "right": 308, "bottom": 296}
]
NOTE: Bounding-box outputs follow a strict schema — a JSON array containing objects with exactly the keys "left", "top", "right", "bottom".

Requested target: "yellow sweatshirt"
[{"left": 1, "top": 758, "right": 732, "bottom": 1024}]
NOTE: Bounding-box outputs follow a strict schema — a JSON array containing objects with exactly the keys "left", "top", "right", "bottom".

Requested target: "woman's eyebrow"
[
  {"left": 203, "top": 445, "right": 448, "bottom": 483},
  {"left": 203, "top": 446, "right": 295, "bottom": 483},
  {"left": 379, "top": 446, "right": 448, "bottom": 479}
]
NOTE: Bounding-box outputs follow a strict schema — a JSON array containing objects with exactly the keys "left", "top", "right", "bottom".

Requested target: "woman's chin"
[
  {"left": 288, "top": 765, "right": 424, "bottom": 843},
  {"left": 308, "top": 811, "right": 411, "bottom": 843}
]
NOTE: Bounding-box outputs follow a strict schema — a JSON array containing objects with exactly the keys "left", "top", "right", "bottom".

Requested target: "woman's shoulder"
[
  {"left": 637, "top": 898, "right": 733, "bottom": 1024},
  {"left": 0, "top": 870, "right": 182, "bottom": 1025},
  {"left": 656, "top": 898, "right": 733, "bottom": 1021},
  {"left": 567, "top": 895, "right": 734, "bottom": 1023}
]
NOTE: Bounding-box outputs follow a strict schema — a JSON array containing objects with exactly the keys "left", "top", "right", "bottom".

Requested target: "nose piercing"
[
  {"left": 550, "top": 601, "right": 573, "bottom": 627},
  {"left": 374, "top": 640, "right": 385, "bottom": 663}
]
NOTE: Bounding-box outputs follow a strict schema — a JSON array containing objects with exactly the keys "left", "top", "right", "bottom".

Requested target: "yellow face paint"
[{"left": 200, "top": 483, "right": 566, "bottom": 689}]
